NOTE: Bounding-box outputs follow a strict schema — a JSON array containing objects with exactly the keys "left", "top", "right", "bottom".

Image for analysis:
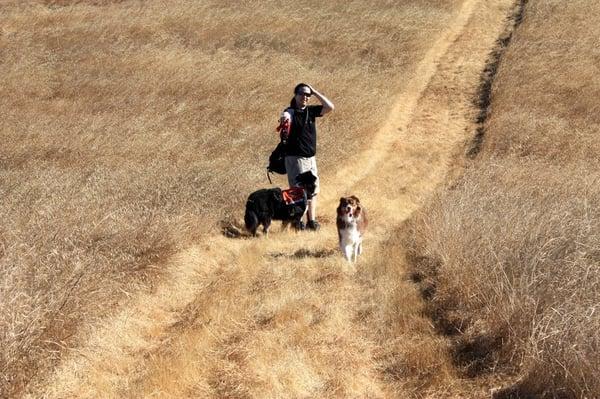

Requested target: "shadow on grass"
[
  {"left": 220, "top": 219, "right": 251, "bottom": 239},
  {"left": 270, "top": 248, "right": 336, "bottom": 260}
]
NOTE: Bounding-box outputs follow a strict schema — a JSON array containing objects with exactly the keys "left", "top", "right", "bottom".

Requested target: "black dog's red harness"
[{"left": 282, "top": 187, "right": 306, "bottom": 205}]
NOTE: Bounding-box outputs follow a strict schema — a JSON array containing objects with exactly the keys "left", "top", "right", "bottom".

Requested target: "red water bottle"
[{"left": 278, "top": 111, "right": 291, "bottom": 144}]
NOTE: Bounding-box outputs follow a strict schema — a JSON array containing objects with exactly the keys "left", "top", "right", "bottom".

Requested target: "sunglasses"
[{"left": 297, "top": 92, "right": 312, "bottom": 97}]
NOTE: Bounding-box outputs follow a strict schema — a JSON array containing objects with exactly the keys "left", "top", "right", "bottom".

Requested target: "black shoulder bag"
[{"left": 267, "top": 141, "right": 286, "bottom": 183}]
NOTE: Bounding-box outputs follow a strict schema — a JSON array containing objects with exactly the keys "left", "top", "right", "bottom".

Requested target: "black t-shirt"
[{"left": 285, "top": 105, "right": 323, "bottom": 157}]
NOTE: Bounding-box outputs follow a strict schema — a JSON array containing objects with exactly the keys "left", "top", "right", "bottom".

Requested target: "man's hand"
[{"left": 306, "top": 85, "right": 335, "bottom": 115}]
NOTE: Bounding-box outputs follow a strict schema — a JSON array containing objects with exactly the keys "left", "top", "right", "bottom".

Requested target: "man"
[{"left": 282, "top": 83, "right": 334, "bottom": 231}]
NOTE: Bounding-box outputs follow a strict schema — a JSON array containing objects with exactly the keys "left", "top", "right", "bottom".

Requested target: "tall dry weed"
[
  {"left": 408, "top": 160, "right": 600, "bottom": 396},
  {"left": 407, "top": 0, "right": 600, "bottom": 397}
]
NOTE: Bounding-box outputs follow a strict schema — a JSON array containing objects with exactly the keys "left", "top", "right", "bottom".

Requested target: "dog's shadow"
[
  {"left": 220, "top": 219, "right": 338, "bottom": 262},
  {"left": 270, "top": 248, "right": 336, "bottom": 260},
  {"left": 220, "top": 219, "right": 251, "bottom": 239}
]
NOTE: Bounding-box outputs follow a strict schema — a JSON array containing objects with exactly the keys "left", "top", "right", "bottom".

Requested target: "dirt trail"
[{"left": 32, "top": 1, "right": 516, "bottom": 397}]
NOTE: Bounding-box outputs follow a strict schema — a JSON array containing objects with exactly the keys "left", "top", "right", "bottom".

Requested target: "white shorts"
[{"left": 285, "top": 155, "right": 320, "bottom": 195}]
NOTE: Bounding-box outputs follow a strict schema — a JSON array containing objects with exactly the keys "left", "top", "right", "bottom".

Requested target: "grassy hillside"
[
  {"left": 1, "top": 0, "right": 462, "bottom": 395},
  {"left": 407, "top": 0, "right": 600, "bottom": 397}
]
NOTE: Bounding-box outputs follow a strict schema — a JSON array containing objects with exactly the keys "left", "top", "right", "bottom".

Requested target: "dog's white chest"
[
  {"left": 336, "top": 198, "right": 367, "bottom": 263},
  {"left": 340, "top": 224, "right": 361, "bottom": 245},
  {"left": 338, "top": 219, "right": 363, "bottom": 262}
]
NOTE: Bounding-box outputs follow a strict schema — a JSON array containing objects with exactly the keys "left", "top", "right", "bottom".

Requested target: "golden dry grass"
[
  {"left": 407, "top": 0, "right": 600, "bottom": 397},
  {"left": 1, "top": 0, "right": 524, "bottom": 397},
  {"left": 28, "top": 0, "right": 519, "bottom": 396},
  {"left": 1, "top": 0, "right": 461, "bottom": 395}
]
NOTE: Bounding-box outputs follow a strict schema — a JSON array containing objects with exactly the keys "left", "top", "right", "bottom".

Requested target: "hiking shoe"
[
  {"left": 293, "top": 220, "right": 306, "bottom": 231},
  {"left": 307, "top": 220, "right": 320, "bottom": 231}
]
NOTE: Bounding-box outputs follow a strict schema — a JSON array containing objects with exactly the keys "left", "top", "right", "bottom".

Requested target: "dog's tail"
[{"left": 244, "top": 205, "right": 259, "bottom": 235}]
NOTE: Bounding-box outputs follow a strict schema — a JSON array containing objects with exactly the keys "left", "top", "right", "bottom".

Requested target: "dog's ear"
[
  {"left": 297, "top": 171, "right": 317, "bottom": 185},
  {"left": 350, "top": 195, "right": 360, "bottom": 203},
  {"left": 306, "top": 184, "right": 316, "bottom": 199}
]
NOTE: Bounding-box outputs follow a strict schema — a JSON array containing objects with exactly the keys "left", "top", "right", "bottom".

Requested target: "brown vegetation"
[
  {"left": 407, "top": 0, "right": 600, "bottom": 397},
  {"left": 1, "top": 0, "right": 467, "bottom": 396},
  {"left": 35, "top": 0, "right": 514, "bottom": 389}
]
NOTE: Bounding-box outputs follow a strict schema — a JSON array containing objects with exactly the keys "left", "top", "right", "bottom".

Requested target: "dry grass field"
[
  {"left": 1, "top": 1, "right": 471, "bottom": 396},
  {"left": 408, "top": 0, "right": 600, "bottom": 397},
  {"left": 4, "top": 0, "right": 593, "bottom": 398}
]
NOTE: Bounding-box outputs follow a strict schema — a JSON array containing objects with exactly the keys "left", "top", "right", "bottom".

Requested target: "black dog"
[{"left": 244, "top": 171, "right": 317, "bottom": 236}]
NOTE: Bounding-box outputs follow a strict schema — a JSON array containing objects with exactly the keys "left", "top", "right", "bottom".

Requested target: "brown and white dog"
[{"left": 336, "top": 196, "right": 368, "bottom": 262}]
